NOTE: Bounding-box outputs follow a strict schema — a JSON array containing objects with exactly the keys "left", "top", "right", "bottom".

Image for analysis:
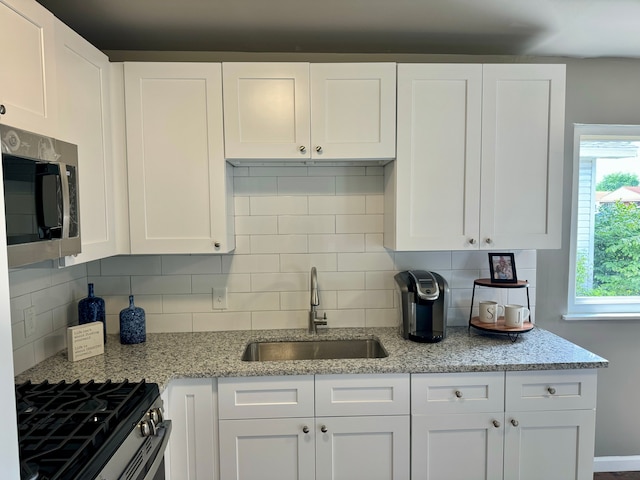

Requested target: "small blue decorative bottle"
[
  {"left": 119, "top": 295, "right": 146, "bottom": 345},
  {"left": 78, "top": 283, "right": 106, "bottom": 343}
]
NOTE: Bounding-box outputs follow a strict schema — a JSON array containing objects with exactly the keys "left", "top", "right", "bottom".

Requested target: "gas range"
[{"left": 15, "top": 380, "right": 171, "bottom": 480}]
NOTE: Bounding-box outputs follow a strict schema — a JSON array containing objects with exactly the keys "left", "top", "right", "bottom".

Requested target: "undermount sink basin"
[{"left": 241, "top": 338, "right": 388, "bottom": 362}]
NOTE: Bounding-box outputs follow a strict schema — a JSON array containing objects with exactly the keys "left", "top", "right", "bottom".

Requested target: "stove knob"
[
  {"left": 140, "top": 419, "right": 157, "bottom": 437},
  {"left": 148, "top": 407, "right": 164, "bottom": 424}
]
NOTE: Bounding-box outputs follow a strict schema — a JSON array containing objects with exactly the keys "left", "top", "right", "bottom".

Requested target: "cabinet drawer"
[
  {"left": 505, "top": 369, "right": 597, "bottom": 411},
  {"left": 315, "top": 374, "right": 410, "bottom": 416},
  {"left": 411, "top": 372, "right": 505, "bottom": 414},
  {"left": 218, "top": 375, "right": 314, "bottom": 419}
]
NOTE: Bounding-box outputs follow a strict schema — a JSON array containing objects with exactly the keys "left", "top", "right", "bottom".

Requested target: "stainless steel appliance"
[
  {"left": 15, "top": 380, "right": 172, "bottom": 480},
  {"left": 395, "top": 270, "right": 449, "bottom": 343},
  {"left": 1, "top": 125, "right": 80, "bottom": 268}
]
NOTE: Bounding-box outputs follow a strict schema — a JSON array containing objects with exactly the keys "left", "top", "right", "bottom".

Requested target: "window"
[{"left": 566, "top": 124, "right": 640, "bottom": 319}]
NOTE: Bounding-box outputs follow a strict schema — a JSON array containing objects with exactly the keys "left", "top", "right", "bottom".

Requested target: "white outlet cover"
[
  {"left": 24, "top": 306, "right": 36, "bottom": 337},
  {"left": 213, "top": 287, "right": 228, "bottom": 310}
]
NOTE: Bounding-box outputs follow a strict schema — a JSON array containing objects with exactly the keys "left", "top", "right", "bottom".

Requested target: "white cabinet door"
[
  {"left": 55, "top": 20, "right": 118, "bottom": 266},
  {"left": 386, "top": 63, "right": 565, "bottom": 251},
  {"left": 222, "top": 62, "right": 396, "bottom": 162},
  {"left": 412, "top": 413, "right": 504, "bottom": 480},
  {"left": 480, "top": 64, "right": 565, "bottom": 250},
  {"left": 385, "top": 64, "right": 482, "bottom": 251},
  {"left": 166, "top": 378, "right": 218, "bottom": 480},
  {"left": 219, "top": 417, "right": 316, "bottom": 480},
  {"left": 222, "top": 62, "right": 310, "bottom": 160},
  {"left": 124, "top": 62, "right": 234, "bottom": 253},
  {"left": 316, "top": 415, "right": 410, "bottom": 480},
  {"left": 503, "top": 409, "right": 596, "bottom": 480},
  {"left": 309, "top": 63, "right": 396, "bottom": 160},
  {"left": 0, "top": 0, "right": 57, "bottom": 136}
]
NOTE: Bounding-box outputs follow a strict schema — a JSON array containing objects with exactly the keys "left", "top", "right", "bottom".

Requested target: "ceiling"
[{"left": 36, "top": 0, "right": 640, "bottom": 58}]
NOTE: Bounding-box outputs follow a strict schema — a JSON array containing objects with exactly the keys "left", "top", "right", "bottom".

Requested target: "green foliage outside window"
[{"left": 596, "top": 172, "right": 640, "bottom": 191}]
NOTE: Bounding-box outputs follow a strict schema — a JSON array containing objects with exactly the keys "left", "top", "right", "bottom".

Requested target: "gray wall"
[{"left": 537, "top": 58, "right": 640, "bottom": 457}]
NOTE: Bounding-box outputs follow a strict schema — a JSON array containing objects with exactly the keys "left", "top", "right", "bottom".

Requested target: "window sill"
[{"left": 562, "top": 313, "right": 640, "bottom": 321}]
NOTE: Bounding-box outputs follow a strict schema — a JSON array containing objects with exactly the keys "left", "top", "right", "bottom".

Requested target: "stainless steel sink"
[{"left": 241, "top": 338, "right": 388, "bottom": 361}]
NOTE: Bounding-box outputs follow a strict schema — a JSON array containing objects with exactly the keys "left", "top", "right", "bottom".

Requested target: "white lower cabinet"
[
  {"left": 411, "top": 370, "right": 597, "bottom": 480},
  {"left": 165, "top": 378, "right": 218, "bottom": 480},
  {"left": 218, "top": 374, "right": 410, "bottom": 480}
]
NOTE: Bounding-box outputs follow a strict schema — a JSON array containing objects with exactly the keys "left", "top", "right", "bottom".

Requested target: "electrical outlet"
[
  {"left": 212, "top": 287, "right": 228, "bottom": 310},
  {"left": 24, "top": 306, "right": 36, "bottom": 337}
]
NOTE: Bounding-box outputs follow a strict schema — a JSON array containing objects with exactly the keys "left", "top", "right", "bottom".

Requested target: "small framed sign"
[
  {"left": 488, "top": 253, "right": 518, "bottom": 283},
  {"left": 67, "top": 322, "right": 104, "bottom": 362}
]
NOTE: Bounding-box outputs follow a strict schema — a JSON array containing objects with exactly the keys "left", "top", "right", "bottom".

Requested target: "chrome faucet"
[{"left": 309, "top": 267, "right": 327, "bottom": 334}]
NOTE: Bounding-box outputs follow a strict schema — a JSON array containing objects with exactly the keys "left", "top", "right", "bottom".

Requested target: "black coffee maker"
[{"left": 395, "top": 270, "right": 449, "bottom": 343}]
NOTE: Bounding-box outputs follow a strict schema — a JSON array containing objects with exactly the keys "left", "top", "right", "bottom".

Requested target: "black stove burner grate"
[{"left": 16, "top": 380, "right": 159, "bottom": 480}]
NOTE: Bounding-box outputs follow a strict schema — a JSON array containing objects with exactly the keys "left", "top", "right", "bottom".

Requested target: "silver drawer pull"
[
  {"left": 454, "top": 390, "right": 463, "bottom": 398},
  {"left": 492, "top": 420, "right": 501, "bottom": 428},
  {"left": 302, "top": 426, "right": 309, "bottom": 434},
  {"left": 511, "top": 419, "right": 519, "bottom": 427},
  {"left": 547, "top": 386, "right": 556, "bottom": 395}
]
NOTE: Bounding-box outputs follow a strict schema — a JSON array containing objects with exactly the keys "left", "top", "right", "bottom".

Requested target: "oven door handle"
[{"left": 142, "top": 420, "right": 172, "bottom": 480}]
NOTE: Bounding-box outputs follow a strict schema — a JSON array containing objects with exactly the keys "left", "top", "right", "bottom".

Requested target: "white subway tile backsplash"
[
  {"left": 280, "top": 253, "right": 337, "bottom": 272},
  {"left": 336, "top": 214, "right": 383, "bottom": 234},
  {"left": 338, "top": 252, "right": 395, "bottom": 271},
  {"left": 279, "top": 215, "right": 334, "bottom": 234},
  {"left": 193, "top": 311, "right": 252, "bottom": 331},
  {"left": 252, "top": 273, "right": 307, "bottom": 292},
  {"left": 101, "top": 255, "right": 162, "bottom": 276},
  {"left": 309, "top": 234, "right": 364, "bottom": 253},
  {"left": 234, "top": 176, "right": 278, "bottom": 196},
  {"left": 132, "top": 275, "right": 191, "bottom": 295},
  {"left": 222, "top": 254, "right": 280, "bottom": 274},
  {"left": 250, "top": 234, "right": 308, "bottom": 254},
  {"left": 278, "top": 176, "right": 335, "bottom": 195},
  {"left": 161, "top": 255, "right": 222, "bottom": 275},
  {"left": 335, "top": 175, "right": 384, "bottom": 195},
  {"left": 10, "top": 167, "right": 539, "bottom": 376},
  {"left": 146, "top": 313, "right": 193, "bottom": 333},
  {"left": 250, "top": 196, "right": 309, "bottom": 216},
  {"left": 308, "top": 196, "right": 366, "bottom": 215},
  {"left": 235, "top": 216, "right": 278, "bottom": 235}
]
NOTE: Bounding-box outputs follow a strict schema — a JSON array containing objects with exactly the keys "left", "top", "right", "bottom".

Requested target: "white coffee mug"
[
  {"left": 504, "top": 304, "right": 530, "bottom": 327},
  {"left": 479, "top": 301, "right": 505, "bottom": 324}
]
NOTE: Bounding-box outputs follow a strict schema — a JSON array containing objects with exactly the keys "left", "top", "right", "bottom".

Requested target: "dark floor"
[{"left": 594, "top": 473, "right": 640, "bottom": 479}]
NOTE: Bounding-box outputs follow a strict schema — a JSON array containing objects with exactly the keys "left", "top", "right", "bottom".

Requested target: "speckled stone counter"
[{"left": 15, "top": 326, "right": 608, "bottom": 391}]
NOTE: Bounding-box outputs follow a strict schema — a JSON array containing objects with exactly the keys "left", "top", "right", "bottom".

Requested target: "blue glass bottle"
[
  {"left": 78, "top": 283, "right": 106, "bottom": 343},
  {"left": 119, "top": 295, "right": 146, "bottom": 345}
]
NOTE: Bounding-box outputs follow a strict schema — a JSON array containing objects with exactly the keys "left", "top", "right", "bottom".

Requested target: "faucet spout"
[{"left": 309, "top": 267, "right": 327, "bottom": 334}]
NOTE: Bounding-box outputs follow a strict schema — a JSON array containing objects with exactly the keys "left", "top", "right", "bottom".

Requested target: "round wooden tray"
[{"left": 470, "top": 316, "right": 534, "bottom": 333}]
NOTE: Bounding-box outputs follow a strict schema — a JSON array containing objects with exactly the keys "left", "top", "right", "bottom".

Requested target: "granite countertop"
[{"left": 15, "top": 326, "right": 608, "bottom": 391}]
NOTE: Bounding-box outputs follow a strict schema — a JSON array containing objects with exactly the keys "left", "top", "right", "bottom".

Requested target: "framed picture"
[{"left": 488, "top": 253, "right": 518, "bottom": 283}]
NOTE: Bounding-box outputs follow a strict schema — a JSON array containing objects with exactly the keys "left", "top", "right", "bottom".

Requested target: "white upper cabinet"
[
  {"left": 55, "top": 20, "right": 118, "bottom": 266},
  {"left": 124, "top": 62, "right": 234, "bottom": 254},
  {"left": 385, "top": 63, "right": 565, "bottom": 251},
  {"left": 0, "top": 0, "right": 58, "bottom": 136},
  {"left": 222, "top": 62, "right": 396, "bottom": 163}
]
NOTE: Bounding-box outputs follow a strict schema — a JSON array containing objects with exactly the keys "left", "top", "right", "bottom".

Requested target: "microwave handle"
[{"left": 54, "top": 162, "right": 71, "bottom": 238}]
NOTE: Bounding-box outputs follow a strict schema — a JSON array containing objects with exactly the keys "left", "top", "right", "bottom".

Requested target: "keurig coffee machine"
[{"left": 395, "top": 270, "right": 449, "bottom": 343}]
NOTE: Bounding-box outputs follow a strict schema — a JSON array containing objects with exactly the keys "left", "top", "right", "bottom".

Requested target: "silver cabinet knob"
[
  {"left": 485, "top": 238, "right": 492, "bottom": 244},
  {"left": 315, "top": 145, "right": 322, "bottom": 153},
  {"left": 547, "top": 386, "right": 556, "bottom": 395},
  {"left": 492, "top": 420, "right": 501, "bottom": 428},
  {"left": 454, "top": 390, "right": 463, "bottom": 398},
  {"left": 320, "top": 425, "right": 328, "bottom": 433},
  {"left": 468, "top": 238, "right": 476, "bottom": 245},
  {"left": 302, "top": 426, "right": 309, "bottom": 434},
  {"left": 511, "top": 419, "right": 519, "bottom": 427},
  {"left": 214, "top": 241, "right": 221, "bottom": 248},
  {"left": 299, "top": 146, "right": 307, "bottom": 153},
  {"left": 0, "top": 104, "right": 5, "bottom": 115}
]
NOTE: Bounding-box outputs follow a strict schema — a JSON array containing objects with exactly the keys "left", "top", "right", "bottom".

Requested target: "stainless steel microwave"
[{"left": 1, "top": 125, "right": 80, "bottom": 268}]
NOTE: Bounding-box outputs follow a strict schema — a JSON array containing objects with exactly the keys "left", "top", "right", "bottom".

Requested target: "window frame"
[{"left": 566, "top": 124, "right": 640, "bottom": 320}]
